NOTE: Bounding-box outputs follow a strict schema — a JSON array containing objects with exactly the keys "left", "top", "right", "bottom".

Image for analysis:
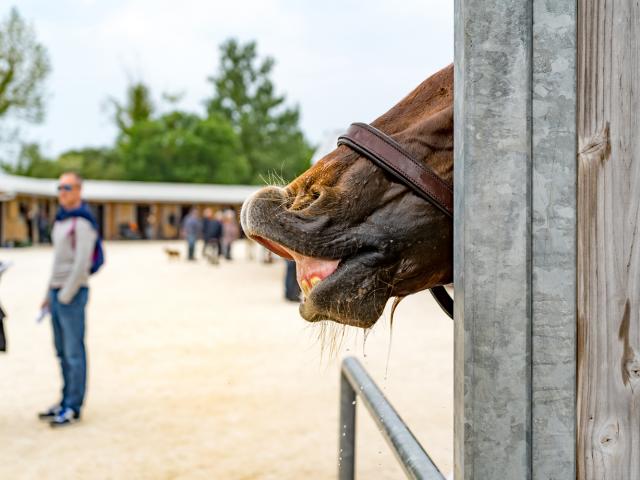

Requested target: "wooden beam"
[{"left": 577, "top": 1, "right": 640, "bottom": 478}]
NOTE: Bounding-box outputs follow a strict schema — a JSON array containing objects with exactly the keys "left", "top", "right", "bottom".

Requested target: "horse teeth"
[
  {"left": 301, "top": 279, "right": 311, "bottom": 295},
  {"left": 310, "top": 276, "right": 322, "bottom": 287}
]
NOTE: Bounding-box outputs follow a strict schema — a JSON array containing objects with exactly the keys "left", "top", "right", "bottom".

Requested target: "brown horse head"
[{"left": 241, "top": 64, "right": 453, "bottom": 328}]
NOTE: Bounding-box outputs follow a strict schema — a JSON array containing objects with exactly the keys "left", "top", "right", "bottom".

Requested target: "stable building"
[{"left": 0, "top": 170, "right": 260, "bottom": 245}]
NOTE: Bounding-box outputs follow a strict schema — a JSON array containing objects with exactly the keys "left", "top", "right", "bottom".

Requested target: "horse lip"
[
  {"left": 249, "top": 234, "right": 340, "bottom": 293},
  {"left": 252, "top": 231, "right": 386, "bottom": 327},
  {"left": 251, "top": 235, "right": 294, "bottom": 260}
]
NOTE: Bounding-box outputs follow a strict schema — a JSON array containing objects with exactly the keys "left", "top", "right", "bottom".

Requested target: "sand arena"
[{"left": 0, "top": 240, "right": 452, "bottom": 479}]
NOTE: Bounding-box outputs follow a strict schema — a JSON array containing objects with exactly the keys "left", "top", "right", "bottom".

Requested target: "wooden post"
[
  {"left": 154, "top": 203, "right": 163, "bottom": 240},
  {"left": 455, "top": 0, "right": 576, "bottom": 478},
  {"left": 577, "top": 1, "right": 640, "bottom": 478},
  {"left": 0, "top": 201, "right": 4, "bottom": 245},
  {"left": 103, "top": 203, "right": 114, "bottom": 240}
]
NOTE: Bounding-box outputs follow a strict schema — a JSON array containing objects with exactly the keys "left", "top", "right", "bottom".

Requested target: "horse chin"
[
  {"left": 253, "top": 234, "right": 392, "bottom": 328},
  {"left": 296, "top": 252, "right": 392, "bottom": 328},
  {"left": 300, "top": 301, "right": 381, "bottom": 329},
  {"left": 241, "top": 184, "right": 417, "bottom": 328}
]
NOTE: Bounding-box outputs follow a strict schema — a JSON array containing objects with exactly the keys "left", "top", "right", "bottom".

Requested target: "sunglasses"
[{"left": 57, "top": 184, "right": 75, "bottom": 192}]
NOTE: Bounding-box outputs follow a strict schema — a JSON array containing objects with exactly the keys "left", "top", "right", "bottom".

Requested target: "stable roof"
[{"left": 0, "top": 170, "right": 261, "bottom": 204}]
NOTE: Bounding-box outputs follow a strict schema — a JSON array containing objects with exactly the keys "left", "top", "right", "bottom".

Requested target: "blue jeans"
[
  {"left": 50, "top": 287, "right": 88, "bottom": 413},
  {"left": 187, "top": 235, "right": 197, "bottom": 260}
]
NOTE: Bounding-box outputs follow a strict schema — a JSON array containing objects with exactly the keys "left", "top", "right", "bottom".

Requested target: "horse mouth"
[
  {"left": 251, "top": 235, "right": 379, "bottom": 328},
  {"left": 241, "top": 186, "right": 391, "bottom": 328},
  {"left": 252, "top": 235, "right": 340, "bottom": 298}
]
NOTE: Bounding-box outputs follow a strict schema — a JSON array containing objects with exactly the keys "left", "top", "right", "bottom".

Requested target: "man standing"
[
  {"left": 39, "top": 172, "right": 102, "bottom": 427},
  {"left": 181, "top": 207, "right": 201, "bottom": 261},
  {"left": 0, "top": 260, "right": 8, "bottom": 352},
  {"left": 221, "top": 209, "right": 240, "bottom": 260},
  {"left": 201, "top": 208, "right": 223, "bottom": 264}
]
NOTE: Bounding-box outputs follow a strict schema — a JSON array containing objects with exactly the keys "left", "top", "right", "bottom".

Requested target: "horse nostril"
[
  {"left": 288, "top": 187, "right": 323, "bottom": 212},
  {"left": 310, "top": 188, "right": 321, "bottom": 202},
  {"left": 304, "top": 188, "right": 325, "bottom": 210}
]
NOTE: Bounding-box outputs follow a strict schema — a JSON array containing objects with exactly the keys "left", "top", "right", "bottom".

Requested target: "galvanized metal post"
[
  {"left": 338, "top": 372, "right": 356, "bottom": 480},
  {"left": 454, "top": 0, "right": 576, "bottom": 478}
]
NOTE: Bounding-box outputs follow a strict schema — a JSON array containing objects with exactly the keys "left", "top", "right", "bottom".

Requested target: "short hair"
[{"left": 61, "top": 171, "right": 83, "bottom": 186}]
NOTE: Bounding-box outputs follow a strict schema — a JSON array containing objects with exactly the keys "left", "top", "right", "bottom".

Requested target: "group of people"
[{"left": 181, "top": 207, "right": 240, "bottom": 263}]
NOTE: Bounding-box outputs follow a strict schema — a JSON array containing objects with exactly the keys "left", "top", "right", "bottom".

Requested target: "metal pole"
[
  {"left": 341, "top": 357, "right": 444, "bottom": 480},
  {"left": 338, "top": 372, "right": 356, "bottom": 480}
]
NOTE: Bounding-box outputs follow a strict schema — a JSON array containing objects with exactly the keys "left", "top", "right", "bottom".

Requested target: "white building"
[{"left": 0, "top": 170, "right": 260, "bottom": 244}]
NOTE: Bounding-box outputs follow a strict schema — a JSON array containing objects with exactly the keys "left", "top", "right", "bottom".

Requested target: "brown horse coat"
[{"left": 242, "top": 64, "right": 454, "bottom": 327}]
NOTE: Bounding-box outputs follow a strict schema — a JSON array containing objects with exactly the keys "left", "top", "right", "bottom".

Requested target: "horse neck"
[{"left": 371, "top": 63, "right": 454, "bottom": 184}]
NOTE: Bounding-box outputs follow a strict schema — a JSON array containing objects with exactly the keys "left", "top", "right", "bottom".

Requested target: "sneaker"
[
  {"left": 38, "top": 404, "right": 62, "bottom": 421},
  {"left": 49, "top": 407, "right": 80, "bottom": 428}
]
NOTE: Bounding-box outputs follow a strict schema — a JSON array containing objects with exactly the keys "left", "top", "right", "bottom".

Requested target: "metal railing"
[{"left": 338, "top": 357, "right": 445, "bottom": 479}]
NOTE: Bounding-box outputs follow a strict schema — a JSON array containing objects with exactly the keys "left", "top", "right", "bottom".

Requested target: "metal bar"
[
  {"left": 454, "top": 0, "right": 534, "bottom": 477},
  {"left": 339, "top": 357, "right": 445, "bottom": 480},
  {"left": 338, "top": 373, "right": 356, "bottom": 480}
]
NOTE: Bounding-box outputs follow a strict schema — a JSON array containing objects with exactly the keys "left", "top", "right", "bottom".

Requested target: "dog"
[{"left": 164, "top": 247, "right": 181, "bottom": 260}]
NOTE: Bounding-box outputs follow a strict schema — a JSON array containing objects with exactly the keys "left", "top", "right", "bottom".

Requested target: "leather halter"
[{"left": 337, "top": 122, "right": 454, "bottom": 319}]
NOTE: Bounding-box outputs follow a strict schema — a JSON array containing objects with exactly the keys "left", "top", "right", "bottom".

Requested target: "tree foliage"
[
  {"left": 0, "top": 7, "right": 50, "bottom": 122},
  {"left": 5, "top": 142, "right": 58, "bottom": 177},
  {"left": 107, "top": 82, "right": 154, "bottom": 137},
  {"left": 4, "top": 143, "right": 123, "bottom": 179},
  {"left": 57, "top": 147, "right": 124, "bottom": 179},
  {"left": 6, "top": 37, "right": 313, "bottom": 185},
  {"left": 206, "top": 39, "right": 312, "bottom": 183},
  {"left": 116, "top": 111, "right": 249, "bottom": 183}
]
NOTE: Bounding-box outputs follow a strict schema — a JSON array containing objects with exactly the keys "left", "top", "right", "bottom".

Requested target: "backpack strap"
[{"left": 68, "top": 217, "right": 78, "bottom": 251}]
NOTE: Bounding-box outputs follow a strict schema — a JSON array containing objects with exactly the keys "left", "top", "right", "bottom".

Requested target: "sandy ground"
[{"left": 0, "top": 240, "right": 452, "bottom": 479}]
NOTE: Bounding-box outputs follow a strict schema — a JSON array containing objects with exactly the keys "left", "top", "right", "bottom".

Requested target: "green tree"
[
  {"left": 3, "top": 142, "right": 59, "bottom": 177},
  {"left": 117, "top": 111, "right": 249, "bottom": 183},
  {"left": 2, "top": 144, "right": 123, "bottom": 180},
  {"left": 206, "top": 39, "right": 312, "bottom": 184},
  {"left": 57, "top": 147, "right": 124, "bottom": 180},
  {"left": 107, "top": 81, "right": 154, "bottom": 137},
  {"left": 0, "top": 7, "right": 50, "bottom": 122}
]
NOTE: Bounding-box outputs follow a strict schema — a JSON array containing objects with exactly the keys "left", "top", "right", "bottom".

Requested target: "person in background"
[
  {"left": 39, "top": 172, "right": 103, "bottom": 427},
  {"left": 38, "top": 210, "right": 50, "bottom": 244},
  {"left": 284, "top": 260, "right": 300, "bottom": 302},
  {"left": 25, "top": 205, "right": 36, "bottom": 244},
  {"left": 182, "top": 207, "right": 201, "bottom": 261},
  {"left": 221, "top": 209, "right": 240, "bottom": 260},
  {"left": 0, "top": 300, "right": 5, "bottom": 353},
  {"left": 0, "top": 260, "right": 9, "bottom": 352},
  {"left": 168, "top": 212, "right": 178, "bottom": 239},
  {"left": 128, "top": 221, "right": 140, "bottom": 239},
  {"left": 201, "top": 208, "right": 223, "bottom": 264},
  {"left": 145, "top": 213, "right": 156, "bottom": 240}
]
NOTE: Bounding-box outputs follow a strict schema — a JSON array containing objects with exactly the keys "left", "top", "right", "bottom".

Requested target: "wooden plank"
[
  {"left": 577, "top": 0, "right": 640, "bottom": 478},
  {"left": 0, "top": 201, "right": 4, "bottom": 245}
]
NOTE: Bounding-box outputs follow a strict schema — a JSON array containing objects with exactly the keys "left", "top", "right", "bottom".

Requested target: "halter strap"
[
  {"left": 337, "top": 122, "right": 455, "bottom": 319},
  {"left": 429, "top": 285, "right": 454, "bottom": 319},
  {"left": 337, "top": 122, "right": 453, "bottom": 217}
]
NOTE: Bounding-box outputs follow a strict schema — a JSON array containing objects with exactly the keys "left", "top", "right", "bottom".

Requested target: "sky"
[{"left": 2, "top": 0, "right": 453, "bottom": 158}]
